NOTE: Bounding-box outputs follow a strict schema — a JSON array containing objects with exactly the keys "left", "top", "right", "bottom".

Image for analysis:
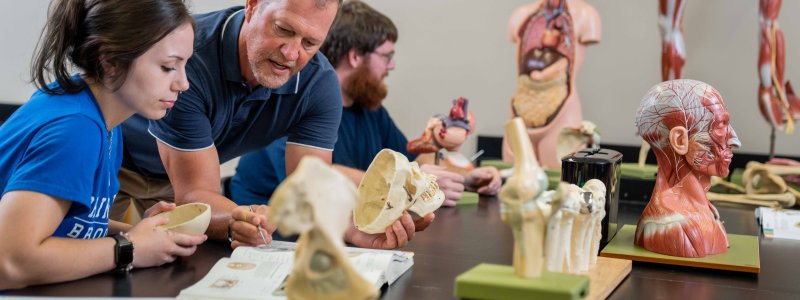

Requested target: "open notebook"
[{"left": 177, "top": 241, "right": 413, "bottom": 299}]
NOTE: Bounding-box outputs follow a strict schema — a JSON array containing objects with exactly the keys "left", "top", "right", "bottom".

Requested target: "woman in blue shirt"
[{"left": 0, "top": 0, "right": 206, "bottom": 289}]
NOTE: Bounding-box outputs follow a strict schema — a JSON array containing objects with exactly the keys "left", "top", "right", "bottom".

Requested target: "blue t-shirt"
[
  {"left": 230, "top": 105, "right": 412, "bottom": 205},
  {"left": 0, "top": 83, "right": 122, "bottom": 239},
  {"left": 121, "top": 7, "right": 342, "bottom": 178}
]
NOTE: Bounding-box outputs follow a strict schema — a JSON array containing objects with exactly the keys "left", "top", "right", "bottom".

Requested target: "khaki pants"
[{"left": 110, "top": 167, "right": 175, "bottom": 224}]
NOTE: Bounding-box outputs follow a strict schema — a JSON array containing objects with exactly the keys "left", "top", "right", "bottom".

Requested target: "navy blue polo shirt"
[
  {"left": 229, "top": 105, "right": 414, "bottom": 205},
  {"left": 122, "top": 7, "right": 342, "bottom": 178}
]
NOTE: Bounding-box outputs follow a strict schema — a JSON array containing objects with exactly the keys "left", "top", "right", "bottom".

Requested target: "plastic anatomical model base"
[
  {"left": 634, "top": 79, "right": 741, "bottom": 258},
  {"left": 354, "top": 149, "right": 445, "bottom": 234},
  {"left": 502, "top": 0, "right": 602, "bottom": 168},
  {"left": 268, "top": 157, "right": 378, "bottom": 300},
  {"left": 500, "top": 117, "right": 606, "bottom": 278},
  {"left": 407, "top": 97, "right": 476, "bottom": 173}
]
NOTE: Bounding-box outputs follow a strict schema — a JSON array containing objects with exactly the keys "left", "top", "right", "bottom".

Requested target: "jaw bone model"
[
  {"left": 354, "top": 149, "right": 445, "bottom": 234},
  {"left": 500, "top": 117, "right": 607, "bottom": 278},
  {"left": 268, "top": 156, "right": 378, "bottom": 300},
  {"left": 407, "top": 97, "right": 476, "bottom": 172}
]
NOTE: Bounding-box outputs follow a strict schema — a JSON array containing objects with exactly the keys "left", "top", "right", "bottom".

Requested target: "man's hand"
[
  {"left": 420, "top": 164, "right": 464, "bottom": 206},
  {"left": 464, "top": 166, "right": 502, "bottom": 196},
  {"left": 228, "top": 205, "right": 277, "bottom": 248},
  {"left": 345, "top": 212, "right": 434, "bottom": 249},
  {"left": 142, "top": 201, "right": 177, "bottom": 218}
]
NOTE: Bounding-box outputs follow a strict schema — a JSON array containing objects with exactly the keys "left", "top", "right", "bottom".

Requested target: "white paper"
[
  {"left": 756, "top": 207, "right": 800, "bottom": 240},
  {"left": 177, "top": 241, "right": 413, "bottom": 300}
]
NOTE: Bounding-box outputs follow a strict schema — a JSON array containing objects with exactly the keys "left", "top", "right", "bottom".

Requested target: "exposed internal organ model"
[
  {"left": 504, "top": 0, "right": 602, "bottom": 168},
  {"left": 634, "top": 80, "right": 741, "bottom": 258},
  {"left": 659, "top": 0, "right": 686, "bottom": 81},
  {"left": 500, "top": 117, "right": 606, "bottom": 278},
  {"left": 407, "top": 97, "right": 476, "bottom": 173},
  {"left": 268, "top": 157, "right": 378, "bottom": 300},
  {"left": 758, "top": 0, "right": 800, "bottom": 136},
  {"left": 354, "top": 149, "right": 445, "bottom": 234}
]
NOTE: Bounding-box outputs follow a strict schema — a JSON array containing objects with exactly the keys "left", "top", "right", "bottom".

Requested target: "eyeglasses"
[{"left": 371, "top": 50, "right": 395, "bottom": 64}]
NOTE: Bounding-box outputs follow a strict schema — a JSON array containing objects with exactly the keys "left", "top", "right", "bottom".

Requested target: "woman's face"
[{"left": 115, "top": 22, "right": 194, "bottom": 120}]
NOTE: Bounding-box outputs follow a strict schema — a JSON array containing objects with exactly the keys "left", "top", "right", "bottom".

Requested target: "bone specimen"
[
  {"left": 354, "top": 149, "right": 445, "bottom": 234},
  {"left": 268, "top": 156, "right": 378, "bottom": 300},
  {"left": 500, "top": 117, "right": 606, "bottom": 277},
  {"left": 500, "top": 117, "right": 551, "bottom": 278},
  {"left": 634, "top": 79, "right": 740, "bottom": 257},
  {"left": 503, "top": 0, "right": 602, "bottom": 168}
]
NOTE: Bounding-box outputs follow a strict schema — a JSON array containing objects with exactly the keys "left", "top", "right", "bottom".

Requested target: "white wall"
[{"left": 2, "top": 0, "right": 798, "bottom": 157}]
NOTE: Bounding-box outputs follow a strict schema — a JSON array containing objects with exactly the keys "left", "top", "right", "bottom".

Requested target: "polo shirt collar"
[{"left": 220, "top": 9, "right": 300, "bottom": 96}]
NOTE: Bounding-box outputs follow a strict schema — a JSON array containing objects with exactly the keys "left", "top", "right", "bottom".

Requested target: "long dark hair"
[{"left": 31, "top": 0, "right": 194, "bottom": 94}]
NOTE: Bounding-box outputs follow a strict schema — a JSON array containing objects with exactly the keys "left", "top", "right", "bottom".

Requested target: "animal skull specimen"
[
  {"left": 269, "top": 156, "right": 378, "bottom": 300},
  {"left": 355, "top": 149, "right": 445, "bottom": 234}
]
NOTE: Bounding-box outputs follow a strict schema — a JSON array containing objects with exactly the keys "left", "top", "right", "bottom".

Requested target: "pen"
[{"left": 249, "top": 205, "right": 270, "bottom": 247}]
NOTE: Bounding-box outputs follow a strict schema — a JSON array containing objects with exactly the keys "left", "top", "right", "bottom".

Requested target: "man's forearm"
[{"left": 332, "top": 164, "right": 366, "bottom": 185}]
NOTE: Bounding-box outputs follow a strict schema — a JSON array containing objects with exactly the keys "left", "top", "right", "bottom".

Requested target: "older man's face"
[{"left": 244, "top": 0, "right": 338, "bottom": 88}]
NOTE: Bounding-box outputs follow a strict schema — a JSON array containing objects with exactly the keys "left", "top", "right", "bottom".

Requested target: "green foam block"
[
  {"left": 454, "top": 263, "right": 589, "bottom": 300},
  {"left": 620, "top": 163, "right": 658, "bottom": 180},
  {"left": 456, "top": 191, "right": 480, "bottom": 206}
]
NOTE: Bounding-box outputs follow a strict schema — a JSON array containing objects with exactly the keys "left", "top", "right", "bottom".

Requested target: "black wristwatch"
[{"left": 113, "top": 232, "right": 134, "bottom": 273}]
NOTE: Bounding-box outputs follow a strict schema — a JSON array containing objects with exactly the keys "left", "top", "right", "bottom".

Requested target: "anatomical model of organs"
[
  {"left": 758, "top": 0, "right": 800, "bottom": 156},
  {"left": 407, "top": 97, "right": 476, "bottom": 173},
  {"left": 634, "top": 80, "right": 741, "bottom": 258},
  {"left": 503, "top": 0, "right": 602, "bottom": 168},
  {"left": 640, "top": 0, "right": 687, "bottom": 166}
]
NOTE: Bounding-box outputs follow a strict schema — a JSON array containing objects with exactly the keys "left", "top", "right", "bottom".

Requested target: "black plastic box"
[{"left": 561, "top": 148, "right": 622, "bottom": 246}]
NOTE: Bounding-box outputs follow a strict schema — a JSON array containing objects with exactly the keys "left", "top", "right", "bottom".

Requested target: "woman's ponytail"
[{"left": 31, "top": 0, "right": 88, "bottom": 94}]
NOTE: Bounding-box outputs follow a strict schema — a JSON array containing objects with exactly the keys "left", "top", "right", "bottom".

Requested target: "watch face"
[{"left": 114, "top": 234, "right": 134, "bottom": 271}]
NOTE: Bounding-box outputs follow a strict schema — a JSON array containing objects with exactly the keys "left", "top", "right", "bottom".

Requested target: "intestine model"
[
  {"left": 758, "top": 0, "right": 800, "bottom": 156},
  {"left": 407, "top": 97, "right": 476, "bottom": 173},
  {"left": 502, "top": 0, "right": 602, "bottom": 169},
  {"left": 634, "top": 79, "right": 740, "bottom": 258}
]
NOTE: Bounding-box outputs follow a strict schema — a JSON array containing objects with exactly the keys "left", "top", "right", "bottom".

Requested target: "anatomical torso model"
[
  {"left": 634, "top": 79, "right": 741, "bottom": 258},
  {"left": 503, "top": 0, "right": 602, "bottom": 168}
]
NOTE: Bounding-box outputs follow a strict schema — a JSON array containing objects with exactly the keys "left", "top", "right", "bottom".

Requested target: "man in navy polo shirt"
[
  {"left": 112, "top": 0, "right": 428, "bottom": 249},
  {"left": 229, "top": 1, "right": 502, "bottom": 211}
]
